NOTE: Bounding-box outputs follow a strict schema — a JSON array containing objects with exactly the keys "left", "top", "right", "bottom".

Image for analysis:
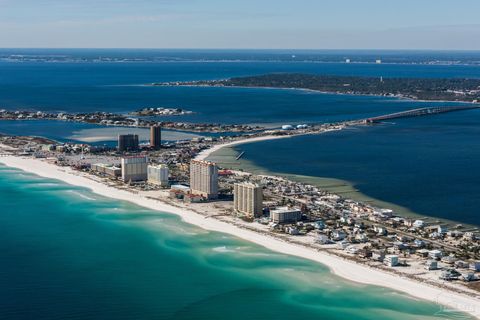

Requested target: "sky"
[{"left": 0, "top": 0, "right": 479, "bottom": 49}]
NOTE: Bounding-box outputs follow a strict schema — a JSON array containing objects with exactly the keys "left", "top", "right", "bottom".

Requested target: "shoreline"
[
  {"left": 205, "top": 141, "right": 480, "bottom": 231},
  {"left": 1, "top": 155, "right": 479, "bottom": 318},
  {"left": 195, "top": 134, "right": 304, "bottom": 161}
]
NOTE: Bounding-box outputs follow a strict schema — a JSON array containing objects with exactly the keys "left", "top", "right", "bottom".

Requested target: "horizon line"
[{"left": 0, "top": 47, "right": 480, "bottom": 52}]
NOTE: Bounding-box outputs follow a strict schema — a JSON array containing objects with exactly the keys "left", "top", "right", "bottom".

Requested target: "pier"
[
  {"left": 235, "top": 151, "right": 245, "bottom": 160},
  {"left": 364, "top": 105, "right": 480, "bottom": 124}
]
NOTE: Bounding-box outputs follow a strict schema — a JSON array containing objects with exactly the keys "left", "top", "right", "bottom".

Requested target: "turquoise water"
[{"left": 0, "top": 165, "right": 461, "bottom": 320}]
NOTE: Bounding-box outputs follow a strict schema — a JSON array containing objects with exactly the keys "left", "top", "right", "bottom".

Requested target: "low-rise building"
[
  {"left": 285, "top": 226, "right": 299, "bottom": 235},
  {"left": 314, "top": 220, "right": 325, "bottom": 230},
  {"left": 270, "top": 207, "right": 302, "bottom": 224},
  {"left": 425, "top": 260, "right": 438, "bottom": 270},
  {"left": 374, "top": 225, "right": 387, "bottom": 236},
  {"left": 372, "top": 250, "right": 385, "bottom": 262},
  {"left": 440, "top": 269, "right": 461, "bottom": 281},
  {"left": 462, "top": 273, "right": 477, "bottom": 282},
  {"left": 413, "top": 220, "right": 425, "bottom": 228},
  {"left": 384, "top": 255, "right": 399, "bottom": 267},
  {"left": 184, "top": 194, "right": 203, "bottom": 203},
  {"left": 345, "top": 245, "right": 359, "bottom": 254},
  {"left": 355, "top": 233, "right": 368, "bottom": 242},
  {"left": 337, "top": 241, "right": 349, "bottom": 250},
  {"left": 169, "top": 184, "right": 190, "bottom": 199},
  {"left": 91, "top": 163, "right": 121, "bottom": 177},
  {"left": 441, "top": 255, "right": 457, "bottom": 265},
  {"left": 316, "top": 234, "right": 330, "bottom": 244},
  {"left": 358, "top": 247, "right": 372, "bottom": 258},
  {"left": 455, "top": 260, "right": 470, "bottom": 269},
  {"left": 413, "top": 239, "right": 425, "bottom": 248},
  {"left": 437, "top": 225, "right": 448, "bottom": 234},
  {"left": 331, "top": 230, "right": 346, "bottom": 241},
  {"left": 463, "top": 232, "right": 476, "bottom": 241},
  {"left": 470, "top": 261, "right": 480, "bottom": 272},
  {"left": 416, "top": 249, "right": 429, "bottom": 258},
  {"left": 429, "top": 249, "right": 443, "bottom": 260}
]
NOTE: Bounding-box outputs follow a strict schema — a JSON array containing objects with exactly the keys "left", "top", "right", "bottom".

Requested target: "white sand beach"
[
  {"left": 0, "top": 155, "right": 478, "bottom": 318},
  {"left": 196, "top": 128, "right": 344, "bottom": 161},
  {"left": 196, "top": 134, "right": 294, "bottom": 161}
]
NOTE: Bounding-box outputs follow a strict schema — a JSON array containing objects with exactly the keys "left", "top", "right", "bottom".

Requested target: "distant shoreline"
[
  {"left": 150, "top": 73, "right": 480, "bottom": 105},
  {"left": 2, "top": 54, "right": 480, "bottom": 66}
]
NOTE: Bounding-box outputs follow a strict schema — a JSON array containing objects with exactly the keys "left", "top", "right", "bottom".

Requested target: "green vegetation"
[{"left": 206, "top": 73, "right": 480, "bottom": 102}]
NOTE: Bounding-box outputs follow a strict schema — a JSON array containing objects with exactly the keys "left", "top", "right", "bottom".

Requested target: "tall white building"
[
  {"left": 121, "top": 156, "right": 148, "bottom": 182},
  {"left": 190, "top": 160, "right": 218, "bottom": 199},
  {"left": 148, "top": 164, "right": 169, "bottom": 187},
  {"left": 234, "top": 182, "right": 263, "bottom": 218}
]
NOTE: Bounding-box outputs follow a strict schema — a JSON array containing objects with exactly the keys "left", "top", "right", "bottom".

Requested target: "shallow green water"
[{"left": 0, "top": 165, "right": 469, "bottom": 319}]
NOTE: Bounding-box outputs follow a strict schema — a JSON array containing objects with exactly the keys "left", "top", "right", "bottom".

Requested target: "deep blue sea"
[{"left": 228, "top": 110, "right": 480, "bottom": 227}]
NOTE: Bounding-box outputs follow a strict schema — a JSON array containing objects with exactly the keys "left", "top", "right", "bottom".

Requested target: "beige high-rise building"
[
  {"left": 121, "top": 156, "right": 148, "bottom": 182},
  {"left": 189, "top": 160, "right": 218, "bottom": 199},
  {"left": 234, "top": 182, "right": 263, "bottom": 218},
  {"left": 148, "top": 164, "right": 169, "bottom": 187}
]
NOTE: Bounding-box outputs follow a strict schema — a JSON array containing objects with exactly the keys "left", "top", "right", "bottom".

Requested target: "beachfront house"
[
  {"left": 413, "top": 220, "right": 425, "bottom": 228},
  {"left": 384, "top": 255, "right": 399, "bottom": 267},
  {"left": 331, "top": 230, "right": 346, "bottom": 241},
  {"left": 429, "top": 250, "right": 443, "bottom": 260},
  {"left": 470, "top": 261, "right": 480, "bottom": 272},
  {"left": 425, "top": 260, "right": 438, "bottom": 270}
]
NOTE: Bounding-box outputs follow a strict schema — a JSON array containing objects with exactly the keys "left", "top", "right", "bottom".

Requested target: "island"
[
  {"left": 129, "top": 107, "right": 194, "bottom": 117},
  {"left": 153, "top": 73, "right": 480, "bottom": 103},
  {"left": 0, "top": 109, "right": 261, "bottom": 133}
]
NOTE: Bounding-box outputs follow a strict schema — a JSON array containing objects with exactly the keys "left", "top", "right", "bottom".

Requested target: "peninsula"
[{"left": 0, "top": 109, "right": 261, "bottom": 133}]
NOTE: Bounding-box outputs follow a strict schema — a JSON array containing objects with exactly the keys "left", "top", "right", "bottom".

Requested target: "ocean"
[{"left": 0, "top": 164, "right": 459, "bottom": 319}]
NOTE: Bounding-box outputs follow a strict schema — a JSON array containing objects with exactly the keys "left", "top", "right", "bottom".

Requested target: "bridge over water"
[{"left": 364, "top": 105, "right": 480, "bottom": 124}]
